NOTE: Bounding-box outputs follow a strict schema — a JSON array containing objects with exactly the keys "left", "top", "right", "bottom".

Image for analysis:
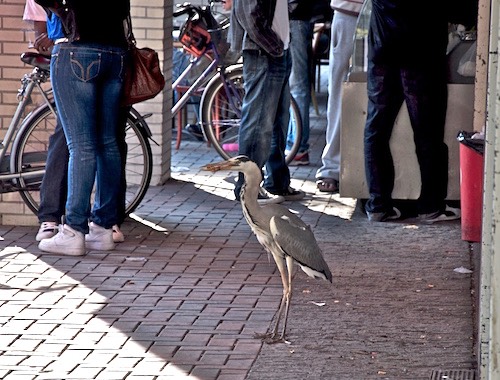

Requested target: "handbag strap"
[{"left": 124, "top": 13, "right": 136, "bottom": 48}]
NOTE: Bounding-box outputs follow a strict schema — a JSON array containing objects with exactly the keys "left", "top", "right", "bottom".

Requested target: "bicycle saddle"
[{"left": 20, "top": 52, "right": 51, "bottom": 72}]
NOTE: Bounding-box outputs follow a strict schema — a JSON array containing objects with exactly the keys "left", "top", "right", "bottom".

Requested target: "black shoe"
[
  {"left": 366, "top": 207, "right": 401, "bottom": 222},
  {"left": 266, "top": 187, "right": 305, "bottom": 201},
  {"left": 184, "top": 124, "right": 205, "bottom": 141},
  {"left": 418, "top": 205, "right": 461, "bottom": 223},
  {"left": 235, "top": 187, "right": 285, "bottom": 205}
]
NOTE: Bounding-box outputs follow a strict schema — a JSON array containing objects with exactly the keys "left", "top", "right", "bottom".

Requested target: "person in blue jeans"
[
  {"left": 36, "top": 0, "right": 130, "bottom": 255},
  {"left": 24, "top": 1, "right": 126, "bottom": 244},
  {"left": 228, "top": 0, "right": 304, "bottom": 204},
  {"left": 286, "top": 0, "right": 332, "bottom": 166}
]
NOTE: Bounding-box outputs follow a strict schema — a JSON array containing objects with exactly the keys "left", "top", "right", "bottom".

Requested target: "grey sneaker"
[
  {"left": 86, "top": 222, "right": 115, "bottom": 251},
  {"left": 418, "top": 205, "right": 461, "bottom": 224},
  {"left": 367, "top": 207, "right": 402, "bottom": 222},
  {"left": 36, "top": 221, "right": 59, "bottom": 241},
  {"left": 38, "top": 224, "right": 85, "bottom": 256}
]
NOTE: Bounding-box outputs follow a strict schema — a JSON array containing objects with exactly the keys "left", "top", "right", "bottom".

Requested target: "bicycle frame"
[
  {"left": 0, "top": 55, "right": 54, "bottom": 190},
  {"left": 172, "top": 54, "right": 218, "bottom": 117},
  {"left": 172, "top": 1, "right": 239, "bottom": 119}
]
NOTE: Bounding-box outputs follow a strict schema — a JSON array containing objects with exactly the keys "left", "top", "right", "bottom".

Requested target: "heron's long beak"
[{"left": 201, "top": 160, "right": 237, "bottom": 172}]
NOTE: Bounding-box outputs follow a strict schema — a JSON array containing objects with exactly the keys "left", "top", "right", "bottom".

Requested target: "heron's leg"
[
  {"left": 270, "top": 291, "right": 287, "bottom": 339},
  {"left": 270, "top": 255, "right": 289, "bottom": 340},
  {"left": 279, "top": 256, "right": 294, "bottom": 340}
]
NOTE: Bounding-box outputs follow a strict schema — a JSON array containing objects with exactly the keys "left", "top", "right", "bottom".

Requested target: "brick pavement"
[{"left": 0, "top": 93, "right": 478, "bottom": 379}]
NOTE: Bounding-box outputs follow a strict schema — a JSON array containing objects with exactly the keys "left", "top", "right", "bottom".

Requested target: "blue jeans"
[
  {"left": 51, "top": 42, "right": 127, "bottom": 234},
  {"left": 287, "top": 19, "right": 313, "bottom": 153},
  {"left": 235, "top": 49, "right": 292, "bottom": 197},
  {"left": 38, "top": 110, "right": 129, "bottom": 226},
  {"left": 364, "top": 60, "right": 449, "bottom": 215}
]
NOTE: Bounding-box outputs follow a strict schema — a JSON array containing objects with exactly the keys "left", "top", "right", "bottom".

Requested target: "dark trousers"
[{"left": 363, "top": 60, "right": 449, "bottom": 215}]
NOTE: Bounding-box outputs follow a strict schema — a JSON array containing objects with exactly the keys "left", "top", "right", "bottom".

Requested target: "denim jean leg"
[
  {"left": 288, "top": 20, "right": 312, "bottom": 153},
  {"left": 116, "top": 107, "right": 130, "bottom": 226},
  {"left": 364, "top": 63, "right": 404, "bottom": 213},
  {"left": 38, "top": 119, "right": 68, "bottom": 224},
  {"left": 264, "top": 77, "right": 291, "bottom": 192},
  {"left": 51, "top": 43, "right": 125, "bottom": 234},
  {"left": 91, "top": 80, "right": 123, "bottom": 228},
  {"left": 402, "top": 64, "right": 449, "bottom": 214},
  {"left": 235, "top": 49, "right": 291, "bottom": 197}
]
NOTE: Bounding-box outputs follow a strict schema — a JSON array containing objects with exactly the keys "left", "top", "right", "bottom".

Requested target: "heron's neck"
[{"left": 239, "top": 172, "right": 261, "bottom": 212}]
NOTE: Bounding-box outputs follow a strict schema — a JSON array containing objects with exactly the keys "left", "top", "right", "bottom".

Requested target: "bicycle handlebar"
[
  {"left": 173, "top": 2, "right": 201, "bottom": 18},
  {"left": 173, "top": 0, "right": 225, "bottom": 18}
]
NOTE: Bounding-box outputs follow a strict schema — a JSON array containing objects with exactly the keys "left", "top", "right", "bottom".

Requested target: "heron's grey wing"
[{"left": 269, "top": 215, "right": 332, "bottom": 282}]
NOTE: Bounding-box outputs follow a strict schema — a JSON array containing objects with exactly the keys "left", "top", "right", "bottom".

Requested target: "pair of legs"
[
  {"left": 38, "top": 109, "right": 128, "bottom": 229},
  {"left": 315, "top": 11, "right": 359, "bottom": 191},
  {"left": 50, "top": 42, "right": 126, "bottom": 235},
  {"left": 287, "top": 19, "right": 313, "bottom": 155},
  {"left": 364, "top": 59, "right": 449, "bottom": 216},
  {"left": 235, "top": 49, "right": 292, "bottom": 198}
]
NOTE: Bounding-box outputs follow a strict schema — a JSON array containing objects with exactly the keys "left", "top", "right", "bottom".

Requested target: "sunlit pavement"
[{"left": 0, "top": 90, "right": 478, "bottom": 379}]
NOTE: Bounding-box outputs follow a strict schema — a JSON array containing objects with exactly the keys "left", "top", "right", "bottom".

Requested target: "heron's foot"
[{"left": 253, "top": 332, "right": 290, "bottom": 344}]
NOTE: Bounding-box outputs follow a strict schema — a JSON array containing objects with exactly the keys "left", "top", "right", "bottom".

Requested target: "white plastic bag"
[{"left": 457, "top": 40, "right": 477, "bottom": 77}]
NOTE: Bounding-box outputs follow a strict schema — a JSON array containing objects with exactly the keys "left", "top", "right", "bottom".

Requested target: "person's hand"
[
  {"left": 33, "top": 33, "right": 54, "bottom": 56},
  {"left": 222, "top": 0, "right": 232, "bottom": 11}
]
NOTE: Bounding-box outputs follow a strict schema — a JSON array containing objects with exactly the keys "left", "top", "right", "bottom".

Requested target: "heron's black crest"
[{"left": 233, "top": 155, "right": 251, "bottom": 163}]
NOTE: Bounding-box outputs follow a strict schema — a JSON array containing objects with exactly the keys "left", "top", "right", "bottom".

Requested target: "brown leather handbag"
[{"left": 121, "top": 14, "right": 165, "bottom": 106}]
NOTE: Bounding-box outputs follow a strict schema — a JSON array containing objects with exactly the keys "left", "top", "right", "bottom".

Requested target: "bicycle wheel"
[
  {"left": 13, "top": 104, "right": 153, "bottom": 216},
  {"left": 12, "top": 103, "right": 57, "bottom": 214},
  {"left": 200, "top": 65, "right": 302, "bottom": 164},
  {"left": 123, "top": 108, "right": 153, "bottom": 215}
]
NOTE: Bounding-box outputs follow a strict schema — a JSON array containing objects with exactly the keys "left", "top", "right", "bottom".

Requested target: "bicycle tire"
[
  {"left": 12, "top": 104, "right": 153, "bottom": 216},
  {"left": 123, "top": 108, "right": 153, "bottom": 215},
  {"left": 200, "top": 65, "right": 302, "bottom": 164},
  {"left": 12, "top": 103, "right": 57, "bottom": 214}
]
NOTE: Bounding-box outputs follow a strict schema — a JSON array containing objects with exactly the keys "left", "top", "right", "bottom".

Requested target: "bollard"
[{"left": 459, "top": 143, "right": 483, "bottom": 242}]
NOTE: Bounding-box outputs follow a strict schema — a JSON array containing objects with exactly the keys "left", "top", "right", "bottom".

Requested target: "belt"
[{"left": 54, "top": 38, "right": 69, "bottom": 45}]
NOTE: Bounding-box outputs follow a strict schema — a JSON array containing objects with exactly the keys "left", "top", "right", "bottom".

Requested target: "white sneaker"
[
  {"left": 38, "top": 224, "right": 85, "bottom": 256},
  {"left": 86, "top": 222, "right": 115, "bottom": 251},
  {"left": 36, "top": 221, "right": 59, "bottom": 241},
  {"left": 112, "top": 224, "right": 125, "bottom": 243}
]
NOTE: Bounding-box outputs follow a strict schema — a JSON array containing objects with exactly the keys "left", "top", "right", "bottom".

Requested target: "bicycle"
[
  {"left": 0, "top": 51, "right": 153, "bottom": 216},
  {"left": 173, "top": 0, "right": 303, "bottom": 164}
]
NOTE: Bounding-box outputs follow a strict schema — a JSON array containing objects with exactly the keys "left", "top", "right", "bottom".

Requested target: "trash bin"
[{"left": 457, "top": 131, "right": 484, "bottom": 242}]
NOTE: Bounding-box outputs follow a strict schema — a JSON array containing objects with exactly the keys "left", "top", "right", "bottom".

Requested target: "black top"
[
  {"left": 288, "top": 0, "right": 333, "bottom": 23},
  {"left": 35, "top": 0, "right": 130, "bottom": 47}
]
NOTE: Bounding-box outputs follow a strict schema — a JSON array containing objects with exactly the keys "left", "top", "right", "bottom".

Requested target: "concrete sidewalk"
[{"left": 0, "top": 93, "right": 478, "bottom": 379}]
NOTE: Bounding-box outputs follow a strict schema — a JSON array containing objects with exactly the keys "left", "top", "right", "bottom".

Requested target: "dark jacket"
[
  {"left": 369, "top": 0, "right": 478, "bottom": 65},
  {"left": 369, "top": 0, "right": 449, "bottom": 65}
]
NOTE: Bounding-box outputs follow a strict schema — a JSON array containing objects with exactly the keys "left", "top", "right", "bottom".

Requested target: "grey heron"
[{"left": 203, "top": 155, "right": 333, "bottom": 343}]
